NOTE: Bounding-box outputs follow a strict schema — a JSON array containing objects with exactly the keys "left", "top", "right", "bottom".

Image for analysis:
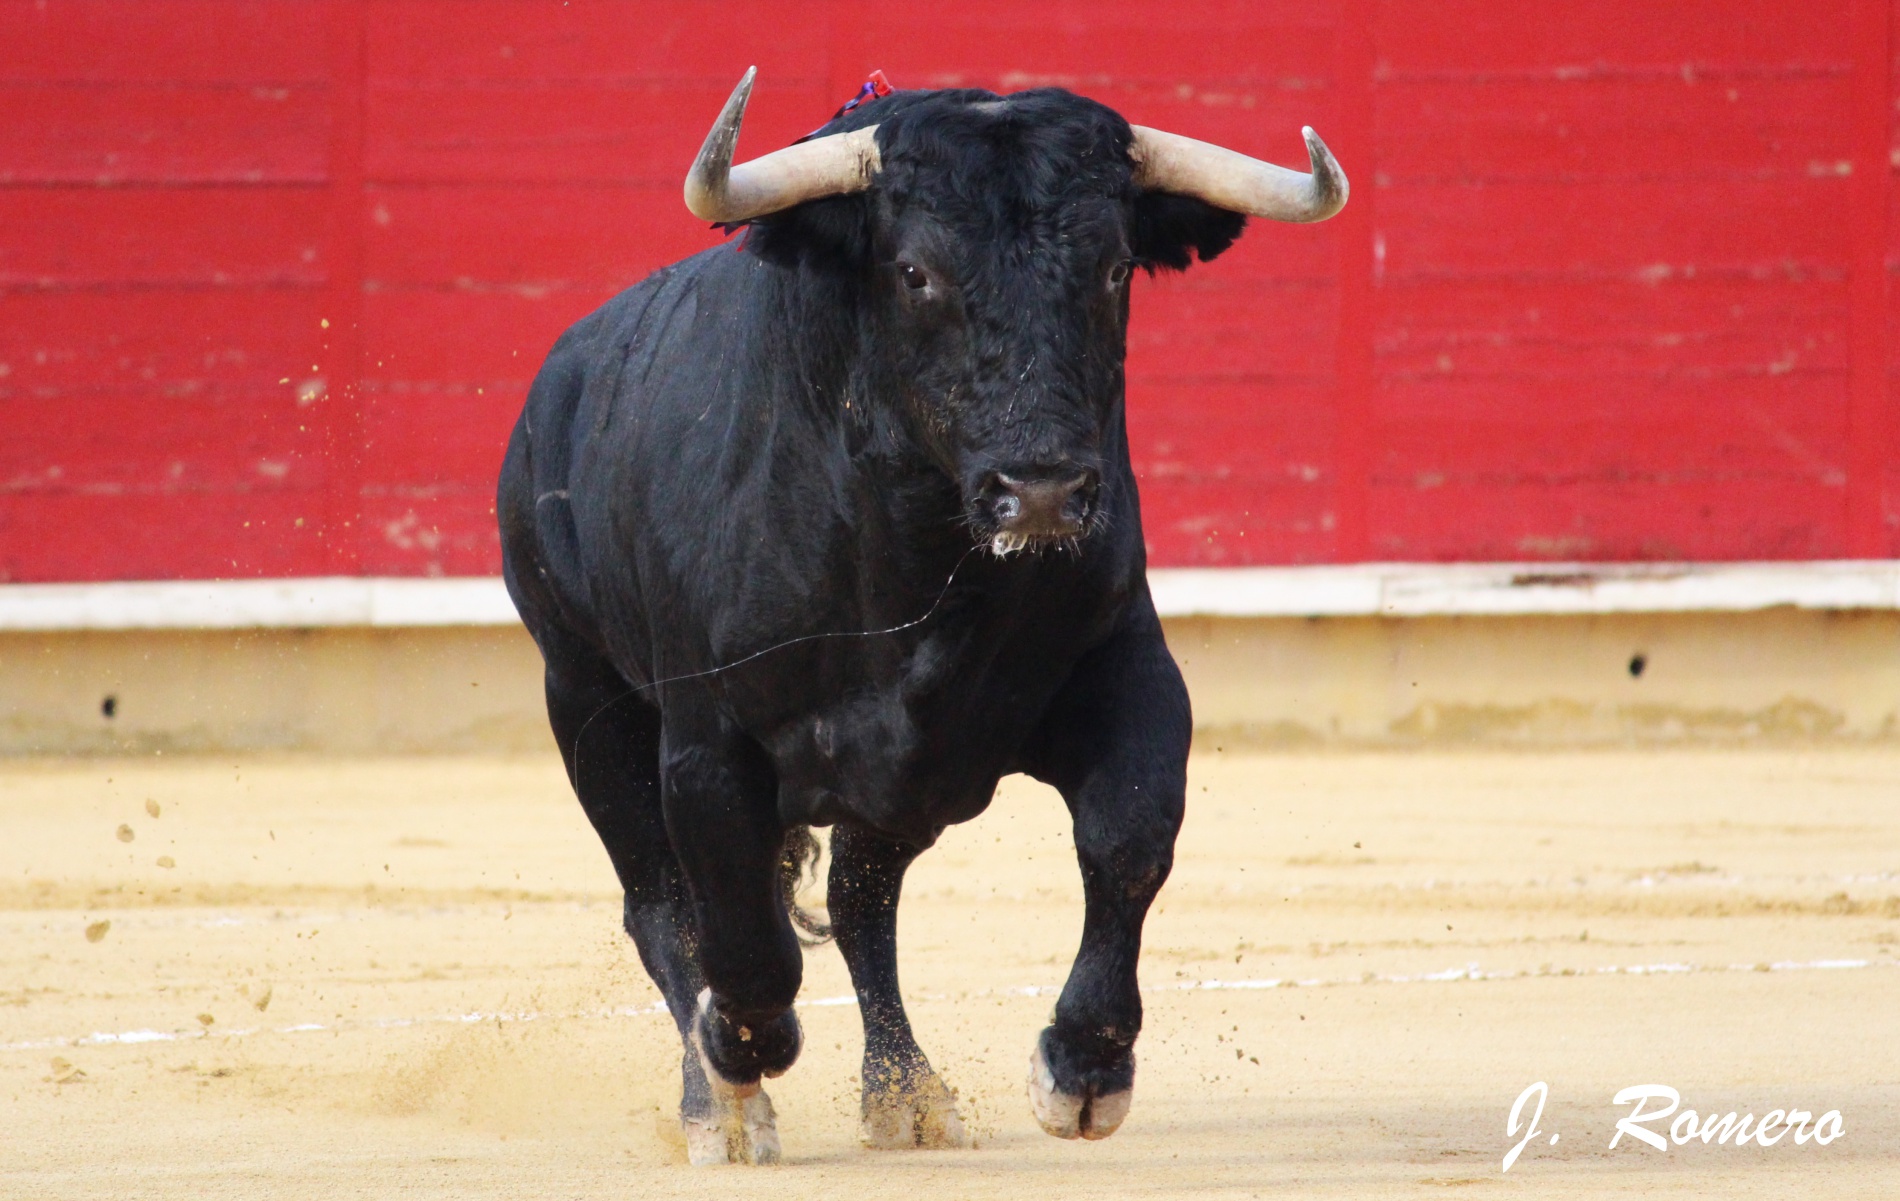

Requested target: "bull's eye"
[
  {"left": 1108, "top": 259, "right": 1133, "bottom": 287},
  {"left": 897, "top": 262, "right": 930, "bottom": 291}
]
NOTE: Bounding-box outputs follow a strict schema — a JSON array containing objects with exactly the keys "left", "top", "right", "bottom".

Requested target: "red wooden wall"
[{"left": 3, "top": 0, "right": 1898, "bottom": 582}]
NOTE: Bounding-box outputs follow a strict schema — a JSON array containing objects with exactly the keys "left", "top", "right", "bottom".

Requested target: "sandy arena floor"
[{"left": 3, "top": 748, "right": 1897, "bottom": 1198}]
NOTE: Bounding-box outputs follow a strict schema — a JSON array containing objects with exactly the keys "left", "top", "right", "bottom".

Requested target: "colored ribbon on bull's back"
[{"left": 830, "top": 69, "right": 894, "bottom": 122}]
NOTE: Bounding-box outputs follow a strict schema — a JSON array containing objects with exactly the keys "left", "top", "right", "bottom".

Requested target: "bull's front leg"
[
  {"left": 1021, "top": 601, "right": 1189, "bottom": 1140},
  {"left": 660, "top": 693, "right": 803, "bottom": 1164}
]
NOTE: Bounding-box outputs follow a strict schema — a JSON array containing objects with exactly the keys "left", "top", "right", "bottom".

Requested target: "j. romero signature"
[{"left": 1503, "top": 1082, "right": 1845, "bottom": 1172}]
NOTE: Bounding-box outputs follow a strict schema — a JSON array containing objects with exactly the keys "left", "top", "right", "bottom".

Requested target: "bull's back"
[
  {"left": 499, "top": 248, "right": 763, "bottom": 656},
  {"left": 499, "top": 264, "right": 670, "bottom": 648},
  {"left": 497, "top": 299, "right": 599, "bottom": 649}
]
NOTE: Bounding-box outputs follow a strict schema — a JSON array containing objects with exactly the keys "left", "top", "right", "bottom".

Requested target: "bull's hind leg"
[
  {"left": 828, "top": 824, "right": 970, "bottom": 1149},
  {"left": 541, "top": 647, "right": 778, "bottom": 1164},
  {"left": 1020, "top": 601, "right": 1189, "bottom": 1141}
]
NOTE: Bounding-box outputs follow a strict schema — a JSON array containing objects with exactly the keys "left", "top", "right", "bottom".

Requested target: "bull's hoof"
[
  {"left": 860, "top": 1070, "right": 970, "bottom": 1150},
  {"left": 681, "top": 1089, "right": 781, "bottom": 1166},
  {"left": 1027, "top": 1034, "right": 1132, "bottom": 1141},
  {"left": 688, "top": 991, "right": 783, "bottom": 1166}
]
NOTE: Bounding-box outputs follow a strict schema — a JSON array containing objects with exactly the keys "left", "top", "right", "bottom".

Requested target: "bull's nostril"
[{"left": 986, "top": 466, "right": 1095, "bottom": 540}]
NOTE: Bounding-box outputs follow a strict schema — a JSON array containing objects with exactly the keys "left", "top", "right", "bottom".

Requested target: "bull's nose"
[{"left": 984, "top": 468, "right": 1097, "bottom": 541}]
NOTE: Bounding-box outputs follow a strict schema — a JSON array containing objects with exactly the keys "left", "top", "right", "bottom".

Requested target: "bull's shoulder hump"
[
  {"left": 542, "top": 245, "right": 732, "bottom": 370},
  {"left": 517, "top": 254, "right": 706, "bottom": 435}
]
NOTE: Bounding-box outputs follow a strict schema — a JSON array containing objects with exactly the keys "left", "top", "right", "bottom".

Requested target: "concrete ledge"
[
  {"left": 1169, "top": 609, "right": 1900, "bottom": 747},
  {"left": 0, "top": 627, "right": 551, "bottom": 756},
  {"left": 4, "top": 560, "right": 1899, "bottom": 631},
  {"left": 3, "top": 608, "right": 1897, "bottom": 755},
  {"left": 5, "top": 564, "right": 1898, "bottom": 754}
]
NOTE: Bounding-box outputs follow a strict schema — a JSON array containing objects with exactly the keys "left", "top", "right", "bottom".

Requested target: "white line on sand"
[{"left": 2, "top": 956, "right": 1888, "bottom": 1055}]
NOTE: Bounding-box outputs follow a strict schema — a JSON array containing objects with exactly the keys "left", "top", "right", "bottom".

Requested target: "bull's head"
[{"left": 684, "top": 68, "right": 1347, "bottom": 557}]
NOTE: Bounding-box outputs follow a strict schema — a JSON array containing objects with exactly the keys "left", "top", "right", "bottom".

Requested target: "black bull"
[{"left": 498, "top": 84, "right": 1337, "bottom": 1160}]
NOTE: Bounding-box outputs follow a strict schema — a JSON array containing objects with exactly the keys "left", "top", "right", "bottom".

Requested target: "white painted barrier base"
[{"left": 3, "top": 561, "right": 1898, "bottom": 631}]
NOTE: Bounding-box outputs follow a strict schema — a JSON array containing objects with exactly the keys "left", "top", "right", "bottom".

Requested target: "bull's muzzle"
[{"left": 979, "top": 467, "right": 1098, "bottom": 555}]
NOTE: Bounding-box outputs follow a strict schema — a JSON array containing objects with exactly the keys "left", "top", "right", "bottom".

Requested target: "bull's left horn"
[
  {"left": 1128, "top": 124, "right": 1347, "bottom": 223},
  {"left": 684, "top": 66, "right": 883, "bottom": 223}
]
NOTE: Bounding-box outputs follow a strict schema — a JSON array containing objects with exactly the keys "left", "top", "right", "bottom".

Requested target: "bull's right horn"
[
  {"left": 684, "top": 66, "right": 883, "bottom": 224},
  {"left": 1129, "top": 124, "right": 1348, "bottom": 223}
]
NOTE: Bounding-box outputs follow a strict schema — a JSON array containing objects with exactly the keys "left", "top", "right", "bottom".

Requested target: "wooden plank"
[
  {"left": 1379, "top": 179, "right": 1852, "bottom": 279},
  {"left": 1373, "top": 0, "right": 1853, "bottom": 72},
  {"left": 0, "top": 492, "right": 332, "bottom": 582},
  {"left": 1332, "top": 0, "right": 1375, "bottom": 559},
  {"left": 1847, "top": 0, "right": 1895, "bottom": 553},
  {"left": 1376, "top": 75, "right": 1854, "bottom": 184},
  {"left": 1890, "top": 0, "right": 1900, "bottom": 554},
  {"left": 1132, "top": 383, "right": 1341, "bottom": 565},
  {"left": 1372, "top": 380, "right": 1849, "bottom": 482},
  {"left": 837, "top": 4, "right": 1337, "bottom": 89},
  {"left": 0, "top": 83, "right": 330, "bottom": 184},
  {"left": 314, "top": 0, "right": 367, "bottom": 574},
  {"left": 1130, "top": 386, "right": 1337, "bottom": 479},
  {"left": 365, "top": 0, "right": 830, "bottom": 85},
  {"left": 1377, "top": 279, "right": 1849, "bottom": 381},
  {"left": 360, "top": 287, "right": 603, "bottom": 388},
  {"left": 1367, "top": 477, "right": 1847, "bottom": 561},
  {"left": 363, "top": 78, "right": 831, "bottom": 185},
  {"left": 0, "top": 389, "right": 327, "bottom": 492},
  {"left": 0, "top": 290, "right": 329, "bottom": 396},
  {"left": 0, "top": 188, "right": 329, "bottom": 288},
  {"left": 1137, "top": 479, "right": 1340, "bottom": 566},
  {"left": 361, "top": 182, "right": 721, "bottom": 287},
  {"left": 1, "top": 0, "right": 329, "bottom": 83},
  {"left": 357, "top": 382, "right": 527, "bottom": 491},
  {"left": 1127, "top": 280, "right": 1338, "bottom": 383},
  {"left": 354, "top": 487, "right": 502, "bottom": 576}
]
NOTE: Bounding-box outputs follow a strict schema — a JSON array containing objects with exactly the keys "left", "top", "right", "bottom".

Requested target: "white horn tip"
[
  {"left": 1301, "top": 126, "right": 1347, "bottom": 215},
  {"left": 726, "top": 66, "right": 758, "bottom": 109}
]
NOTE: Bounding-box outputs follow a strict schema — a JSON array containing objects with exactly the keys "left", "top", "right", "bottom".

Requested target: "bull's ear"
[
  {"left": 743, "top": 194, "right": 875, "bottom": 273},
  {"left": 1132, "top": 192, "right": 1247, "bottom": 272}
]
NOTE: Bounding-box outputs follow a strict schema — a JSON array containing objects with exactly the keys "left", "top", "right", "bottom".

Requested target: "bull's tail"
[{"left": 778, "top": 825, "right": 833, "bottom": 946}]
